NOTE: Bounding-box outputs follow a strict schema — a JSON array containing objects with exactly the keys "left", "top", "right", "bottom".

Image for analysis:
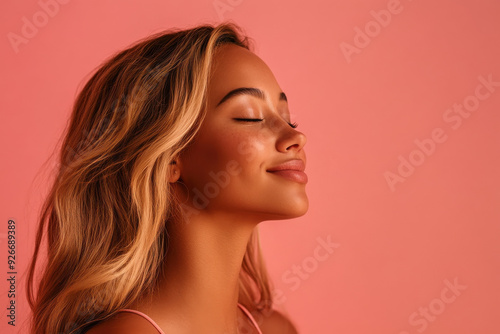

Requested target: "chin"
[
  {"left": 262, "top": 196, "right": 309, "bottom": 220},
  {"left": 285, "top": 202, "right": 309, "bottom": 218}
]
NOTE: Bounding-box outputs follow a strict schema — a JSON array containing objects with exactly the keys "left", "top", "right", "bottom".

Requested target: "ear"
[{"left": 168, "top": 158, "right": 181, "bottom": 183}]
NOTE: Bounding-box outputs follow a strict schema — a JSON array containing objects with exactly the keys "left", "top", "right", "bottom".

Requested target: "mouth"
[{"left": 266, "top": 159, "right": 308, "bottom": 184}]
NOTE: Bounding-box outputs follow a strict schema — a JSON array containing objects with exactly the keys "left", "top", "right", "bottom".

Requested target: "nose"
[{"left": 276, "top": 124, "right": 307, "bottom": 153}]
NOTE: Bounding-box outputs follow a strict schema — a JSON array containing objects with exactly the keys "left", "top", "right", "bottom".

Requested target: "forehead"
[{"left": 207, "top": 44, "right": 282, "bottom": 108}]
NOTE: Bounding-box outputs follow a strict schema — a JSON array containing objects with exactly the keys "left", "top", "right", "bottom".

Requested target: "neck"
[{"left": 136, "top": 210, "right": 259, "bottom": 333}]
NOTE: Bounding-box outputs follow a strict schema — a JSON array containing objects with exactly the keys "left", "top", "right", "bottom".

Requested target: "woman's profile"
[{"left": 26, "top": 23, "right": 307, "bottom": 334}]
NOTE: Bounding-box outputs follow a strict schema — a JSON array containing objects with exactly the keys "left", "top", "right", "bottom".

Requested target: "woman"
[{"left": 26, "top": 23, "right": 307, "bottom": 334}]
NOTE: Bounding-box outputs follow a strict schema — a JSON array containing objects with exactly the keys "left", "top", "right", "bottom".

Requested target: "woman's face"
[{"left": 177, "top": 43, "right": 308, "bottom": 221}]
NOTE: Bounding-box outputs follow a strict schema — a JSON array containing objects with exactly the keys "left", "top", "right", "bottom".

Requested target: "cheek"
[
  {"left": 229, "top": 131, "right": 270, "bottom": 175},
  {"left": 183, "top": 129, "right": 268, "bottom": 181}
]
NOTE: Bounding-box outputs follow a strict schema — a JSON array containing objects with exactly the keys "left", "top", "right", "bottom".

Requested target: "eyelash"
[{"left": 233, "top": 118, "right": 299, "bottom": 129}]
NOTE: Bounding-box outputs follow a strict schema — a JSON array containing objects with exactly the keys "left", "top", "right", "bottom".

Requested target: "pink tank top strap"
[
  {"left": 237, "top": 302, "right": 263, "bottom": 334},
  {"left": 115, "top": 309, "right": 165, "bottom": 334},
  {"left": 116, "top": 304, "right": 262, "bottom": 334}
]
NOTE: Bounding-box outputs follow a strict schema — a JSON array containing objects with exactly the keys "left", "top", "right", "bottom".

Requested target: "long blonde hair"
[{"left": 26, "top": 23, "right": 274, "bottom": 334}]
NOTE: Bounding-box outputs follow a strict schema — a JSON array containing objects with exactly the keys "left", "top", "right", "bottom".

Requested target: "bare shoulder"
[
  {"left": 258, "top": 308, "right": 299, "bottom": 334},
  {"left": 84, "top": 311, "right": 160, "bottom": 334}
]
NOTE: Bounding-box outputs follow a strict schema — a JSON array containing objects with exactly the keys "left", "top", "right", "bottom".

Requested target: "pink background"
[{"left": 1, "top": 0, "right": 499, "bottom": 333}]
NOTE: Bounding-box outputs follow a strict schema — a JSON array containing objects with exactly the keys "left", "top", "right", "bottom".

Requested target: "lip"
[{"left": 266, "top": 159, "right": 308, "bottom": 184}]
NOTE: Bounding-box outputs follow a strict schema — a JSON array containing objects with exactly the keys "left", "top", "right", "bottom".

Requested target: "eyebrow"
[{"left": 216, "top": 87, "right": 287, "bottom": 107}]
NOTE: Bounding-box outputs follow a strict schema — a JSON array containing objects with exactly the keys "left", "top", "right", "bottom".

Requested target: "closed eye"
[
  {"left": 233, "top": 118, "right": 263, "bottom": 122},
  {"left": 234, "top": 118, "right": 298, "bottom": 128}
]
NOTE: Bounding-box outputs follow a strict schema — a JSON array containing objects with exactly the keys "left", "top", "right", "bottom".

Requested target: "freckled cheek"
[
  {"left": 232, "top": 133, "right": 269, "bottom": 174},
  {"left": 210, "top": 130, "right": 266, "bottom": 168}
]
